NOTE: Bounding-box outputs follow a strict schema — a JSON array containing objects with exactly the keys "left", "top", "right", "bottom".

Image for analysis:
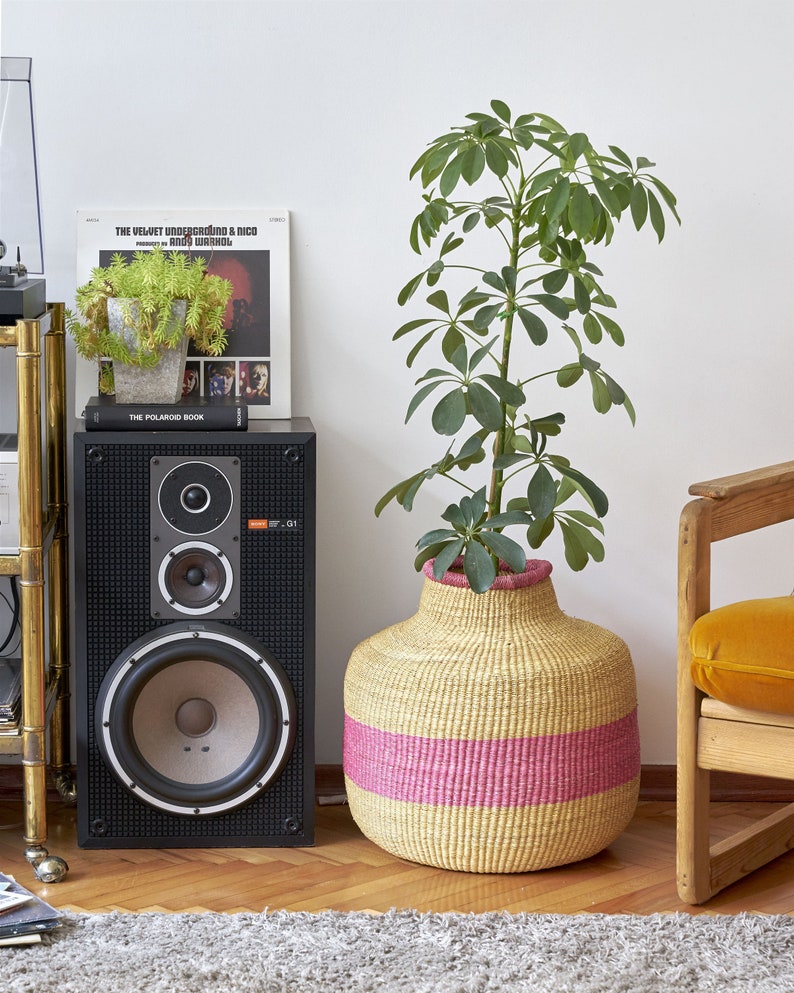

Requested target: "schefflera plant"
[{"left": 377, "top": 100, "right": 679, "bottom": 593}]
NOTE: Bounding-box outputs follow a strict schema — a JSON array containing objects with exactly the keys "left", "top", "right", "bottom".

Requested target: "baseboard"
[
  {"left": 638, "top": 765, "right": 794, "bottom": 802},
  {"left": 2, "top": 764, "right": 792, "bottom": 804}
]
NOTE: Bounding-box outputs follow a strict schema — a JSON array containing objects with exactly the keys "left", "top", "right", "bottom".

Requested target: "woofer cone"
[
  {"left": 158, "top": 542, "right": 233, "bottom": 615},
  {"left": 95, "top": 623, "right": 296, "bottom": 816}
]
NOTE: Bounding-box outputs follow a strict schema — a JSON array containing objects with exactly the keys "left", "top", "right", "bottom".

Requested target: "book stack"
[
  {"left": 0, "top": 659, "right": 21, "bottom": 732},
  {"left": 0, "top": 872, "right": 61, "bottom": 945}
]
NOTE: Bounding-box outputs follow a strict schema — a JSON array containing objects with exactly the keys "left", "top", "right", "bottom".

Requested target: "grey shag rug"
[{"left": 6, "top": 910, "right": 794, "bottom": 992}]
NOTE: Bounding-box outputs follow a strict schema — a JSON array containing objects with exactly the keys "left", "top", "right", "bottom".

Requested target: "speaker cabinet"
[{"left": 74, "top": 419, "right": 315, "bottom": 848}]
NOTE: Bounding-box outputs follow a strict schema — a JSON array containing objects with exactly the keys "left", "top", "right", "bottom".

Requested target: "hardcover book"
[{"left": 83, "top": 395, "right": 248, "bottom": 431}]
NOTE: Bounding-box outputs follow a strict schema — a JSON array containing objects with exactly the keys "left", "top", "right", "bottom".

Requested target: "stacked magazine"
[
  {"left": 0, "top": 872, "right": 61, "bottom": 945},
  {"left": 0, "top": 659, "right": 21, "bottom": 730}
]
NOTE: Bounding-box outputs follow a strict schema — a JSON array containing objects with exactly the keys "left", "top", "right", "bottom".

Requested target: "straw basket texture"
[{"left": 343, "top": 560, "right": 640, "bottom": 873}]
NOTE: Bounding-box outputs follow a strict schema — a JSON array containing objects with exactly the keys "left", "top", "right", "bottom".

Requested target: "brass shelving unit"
[{"left": 0, "top": 303, "right": 72, "bottom": 881}]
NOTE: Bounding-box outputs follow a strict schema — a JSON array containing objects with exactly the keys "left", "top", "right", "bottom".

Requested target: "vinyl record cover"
[
  {"left": 73, "top": 210, "right": 291, "bottom": 419},
  {"left": 0, "top": 873, "right": 60, "bottom": 939}
]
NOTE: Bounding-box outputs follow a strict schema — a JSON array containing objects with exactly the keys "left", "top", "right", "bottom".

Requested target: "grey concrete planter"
[{"left": 108, "top": 298, "right": 189, "bottom": 404}]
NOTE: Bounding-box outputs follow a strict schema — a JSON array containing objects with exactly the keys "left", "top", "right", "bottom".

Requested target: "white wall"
[{"left": 2, "top": 0, "right": 792, "bottom": 765}]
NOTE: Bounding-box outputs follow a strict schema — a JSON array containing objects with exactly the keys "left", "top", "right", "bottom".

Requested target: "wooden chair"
[{"left": 677, "top": 460, "right": 794, "bottom": 904}]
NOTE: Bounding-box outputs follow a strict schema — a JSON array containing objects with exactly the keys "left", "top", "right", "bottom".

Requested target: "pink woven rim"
[{"left": 422, "top": 556, "right": 552, "bottom": 590}]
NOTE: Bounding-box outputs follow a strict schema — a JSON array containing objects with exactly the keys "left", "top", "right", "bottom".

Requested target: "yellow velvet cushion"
[{"left": 689, "top": 597, "right": 794, "bottom": 715}]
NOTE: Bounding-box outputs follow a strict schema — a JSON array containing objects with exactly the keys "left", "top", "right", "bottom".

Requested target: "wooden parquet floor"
[{"left": 1, "top": 798, "right": 792, "bottom": 916}]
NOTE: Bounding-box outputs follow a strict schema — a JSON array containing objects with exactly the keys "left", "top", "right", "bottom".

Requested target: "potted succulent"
[
  {"left": 344, "top": 100, "right": 679, "bottom": 874},
  {"left": 67, "top": 245, "right": 233, "bottom": 403}
]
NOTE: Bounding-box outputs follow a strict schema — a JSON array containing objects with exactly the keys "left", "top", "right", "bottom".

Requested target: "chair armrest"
[{"left": 689, "top": 460, "right": 794, "bottom": 500}]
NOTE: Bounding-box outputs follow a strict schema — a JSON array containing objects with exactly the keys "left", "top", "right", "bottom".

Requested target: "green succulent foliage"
[
  {"left": 66, "top": 245, "right": 233, "bottom": 379},
  {"left": 378, "top": 100, "right": 679, "bottom": 588}
]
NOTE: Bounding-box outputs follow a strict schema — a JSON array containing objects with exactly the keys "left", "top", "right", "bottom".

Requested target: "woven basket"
[{"left": 343, "top": 560, "right": 640, "bottom": 873}]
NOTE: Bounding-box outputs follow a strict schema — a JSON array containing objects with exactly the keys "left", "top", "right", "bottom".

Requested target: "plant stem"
[{"left": 487, "top": 203, "right": 522, "bottom": 521}]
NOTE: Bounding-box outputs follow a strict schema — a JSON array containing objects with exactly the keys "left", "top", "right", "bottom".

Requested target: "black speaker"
[{"left": 74, "top": 419, "right": 315, "bottom": 848}]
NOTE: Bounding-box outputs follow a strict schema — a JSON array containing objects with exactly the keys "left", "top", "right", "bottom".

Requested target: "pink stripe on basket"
[{"left": 343, "top": 710, "right": 639, "bottom": 807}]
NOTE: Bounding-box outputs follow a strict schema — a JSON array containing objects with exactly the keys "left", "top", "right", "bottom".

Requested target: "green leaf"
[
  {"left": 479, "top": 531, "right": 526, "bottom": 574},
  {"left": 449, "top": 342, "right": 468, "bottom": 376},
  {"left": 375, "top": 472, "right": 424, "bottom": 516},
  {"left": 456, "top": 432, "right": 486, "bottom": 463},
  {"left": 555, "top": 464, "right": 609, "bottom": 517},
  {"left": 608, "top": 145, "right": 633, "bottom": 168},
  {"left": 398, "top": 272, "right": 424, "bottom": 306},
  {"left": 460, "top": 144, "right": 486, "bottom": 185},
  {"left": 432, "top": 537, "right": 466, "bottom": 578},
  {"left": 405, "top": 379, "right": 444, "bottom": 422},
  {"left": 527, "top": 463, "right": 557, "bottom": 519},
  {"left": 432, "top": 388, "right": 467, "bottom": 435},
  {"left": 517, "top": 307, "right": 548, "bottom": 345},
  {"left": 485, "top": 139, "right": 509, "bottom": 178},
  {"left": 441, "top": 324, "right": 465, "bottom": 362},
  {"left": 493, "top": 452, "right": 531, "bottom": 470},
  {"left": 469, "top": 335, "right": 499, "bottom": 371},
  {"left": 439, "top": 233, "right": 464, "bottom": 257},
  {"left": 414, "top": 540, "right": 452, "bottom": 572},
  {"left": 528, "top": 167, "right": 561, "bottom": 197},
  {"left": 440, "top": 154, "right": 464, "bottom": 197},
  {"left": 486, "top": 509, "right": 535, "bottom": 529},
  {"left": 573, "top": 276, "right": 591, "bottom": 315},
  {"left": 603, "top": 372, "right": 626, "bottom": 405},
  {"left": 462, "top": 541, "right": 497, "bottom": 593},
  {"left": 501, "top": 266, "right": 517, "bottom": 294},
  {"left": 562, "top": 518, "right": 605, "bottom": 565},
  {"left": 473, "top": 303, "right": 503, "bottom": 330},
  {"left": 648, "top": 176, "right": 681, "bottom": 224},
  {"left": 591, "top": 176, "right": 622, "bottom": 216},
  {"left": 479, "top": 374, "right": 525, "bottom": 406},
  {"left": 467, "top": 382, "right": 503, "bottom": 430},
  {"left": 470, "top": 485, "right": 488, "bottom": 521},
  {"left": 462, "top": 211, "right": 481, "bottom": 233},
  {"left": 529, "top": 294, "right": 570, "bottom": 319},
  {"left": 405, "top": 328, "right": 436, "bottom": 368},
  {"left": 542, "top": 269, "right": 568, "bottom": 294},
  {"left": 527, "top": 514, "right": 555, "bottom": 548},
  {"left": 630, "top": 182, "right": 648, "bottom": 229},
  {"left": 594, "top": 310, "right": 625, "bottom": 346},
  {"left": 545, "top": 177, "right": 570, "bottom": 221},
  {"left": 417, "top": 527, "right": 458, "bottom": 549},
  {"left": 589, "top": 372, "right": 612, "bottom": 413},
  {"left": 560, "top": 520, "right": 589, "bottom": 571},
  {"left": 490, "top": 99, "right": 511, "bottom": 123},
  {"left": 569, "top": 184, "right": 595, "bottom": 238},
  {"left": 647, "top": 188, "right": 665, "bottom": 242},
  {"left": 582, "top": 313, "right": 602, "bottom": 344},
  {"left": 557, "top": 363, "right": 584, "bottom": 387},
  {"left": 427, "top": 289, "right": 451, "bottom": 314},
  {"left": 569, "top": 132, "right": 589, "bottom": 160},
  {"left": 483, "top": 270, "right": 506, "bottom": 293},
  {"left": 564, "top": 509, "right": 605, "bottom": 533},
  {"left": 393, "top": 317, "right": 435, "bottom": 341},
  {"left": 623, "top": 392, "right": 636, "bottom": 425}
]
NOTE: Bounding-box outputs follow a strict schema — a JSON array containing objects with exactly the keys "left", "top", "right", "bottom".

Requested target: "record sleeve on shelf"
[
  {"left": 73, "top": 209, "right": 291, "bottom": 420},
  {"left": 0, "top": 657, "right": 21, "bottom": 725}
]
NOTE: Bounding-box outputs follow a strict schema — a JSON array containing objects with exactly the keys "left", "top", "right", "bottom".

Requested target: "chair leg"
[{"left": 677, "top": 760, "right": 713, "bottom": 904}]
